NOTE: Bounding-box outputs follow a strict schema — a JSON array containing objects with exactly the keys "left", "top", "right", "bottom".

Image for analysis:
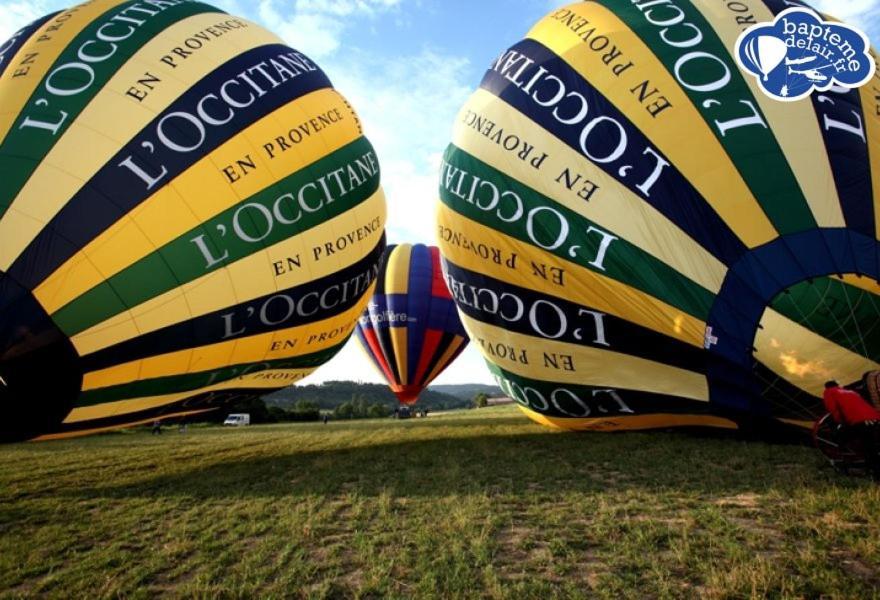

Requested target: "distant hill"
[
  {"left": 264, "top": 380, "right": 470, "bottom": 411},
  {"left": 429, "top": 384, "right": 504, "bottom": 400}
]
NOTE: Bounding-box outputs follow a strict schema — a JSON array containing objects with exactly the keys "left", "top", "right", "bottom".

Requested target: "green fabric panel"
[{"left": 770, "top": 277, "right": 880, "bottom": 360}]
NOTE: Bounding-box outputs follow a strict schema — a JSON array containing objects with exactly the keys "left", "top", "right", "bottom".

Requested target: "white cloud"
[
  {"left": 810, "top": 0, "right": 880, "bottom": 44},
  {"left": 811, "top": 0, "right": 877, "bottom": 22},
  {"left": 321, "top": 49, "right": 472, "bottom": 242},
  {"left": 0, "top": 1, "right": 50, "bottom": 43},
  {"left": 258, "top": 0, "right": 403, "bottom": 59}
]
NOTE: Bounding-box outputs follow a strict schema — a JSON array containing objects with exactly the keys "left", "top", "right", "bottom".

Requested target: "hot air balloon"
[
  {"left": 743, "top": 35, "right": 788, "bottom": 81},
  {"left": 355, "top": 244, "right": 468, "bottom": 405},
  {"left": 436, "top": 0, "right": 879, "bottom": 434},
  {"left": 0, "top": 1, "right": 387, "bottom": 441}
]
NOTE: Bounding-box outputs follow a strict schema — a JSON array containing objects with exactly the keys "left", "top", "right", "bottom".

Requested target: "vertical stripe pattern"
[
  {"left": 437, "top": 0, "right": 879, "bottom": 433},
  {"left": 355, "top": 244, "right": 469, "bottom": 404},
  {"left": 0, "top": 2, "right": 387, "bottom": 441}
]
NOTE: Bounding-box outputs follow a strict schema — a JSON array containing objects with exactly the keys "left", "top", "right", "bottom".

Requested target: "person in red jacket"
[{"left": 823, "top": 381, "right": 880, "bottom": 480}]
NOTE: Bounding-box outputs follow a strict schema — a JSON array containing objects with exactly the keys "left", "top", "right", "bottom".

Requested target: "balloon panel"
[
  {"left": 0, "top": 1, "right": 386, "bottom": 441},
  {"left": 355, "top": 244, "right": 468, "bottom": 404},
  {"left": 437, "top": 0, "right": 879, "bottom": 432}
]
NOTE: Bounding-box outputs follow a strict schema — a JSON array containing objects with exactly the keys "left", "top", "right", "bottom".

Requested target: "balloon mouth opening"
[
  {"left": 749, "top": 274, "right": 879, "bottom": 400},
  {"left": 0, "top": 347, "right": 81, "bottom": 443},
  {"left": 0, "top": 272, "right": 81, "bottom": 442},
  {"left": 395, "top": 390, "right": 421, "bottom": 405}
]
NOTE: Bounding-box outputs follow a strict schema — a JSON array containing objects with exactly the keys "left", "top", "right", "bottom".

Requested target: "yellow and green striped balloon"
[
  {"left": 438, "top": 0, "right": 879, "bottom": 434},
  {"left": 0, "top": 1, "right": 386, "bottom": 441}
]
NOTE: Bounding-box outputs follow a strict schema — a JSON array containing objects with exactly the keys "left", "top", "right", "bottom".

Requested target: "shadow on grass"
[{"left": 62, "top": 427, "right": 842, "bottom": 501}]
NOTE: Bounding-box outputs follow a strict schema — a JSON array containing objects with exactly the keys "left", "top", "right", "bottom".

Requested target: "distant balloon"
[
  {"left": 744, "top": 36, "right": 788, "bottom": 81},
  {"left": 355, "top": 244, "right": 468, "bottom": 404},
  {"left": 437, "top": 1, "right": 879, "bottom": 433},
  {"left": 0, "top": 2, "right": 386, "bottom": 441}
]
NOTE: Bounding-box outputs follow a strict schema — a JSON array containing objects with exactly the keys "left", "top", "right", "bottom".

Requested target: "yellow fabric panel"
[
  {"left": 436, "top": 202, "right": 706, "bottom": 347},
  {"left": 0, "top": 0, "right": 131, "bottom": 143},
  {"left": 385, "top": 243, "right": 411, "bottom": 295},
  {"left": 390, "top": 328, "right": 409, "bottom": 385},
  {"left": 857, "top": 63, "right": 880, "bottom": 240},
  {"left": 526, "top": 2, "right": 778, "bottom": 247},
  {"left": 460, "top": 314, "right": 710, "bottom": 401},
  {"left": 71, "top": 188, "right": 386, "bottom": 355},
  {"left": 34, "top": 409, "right": 215, "bottom": 441},
  {"left": 35, "top": 88, "right": 361, "bottom": 314},
  {"left": 384, "top": 244, "right": 411, "bottom": 383},
  {"left": 82, "top": 299, "right": 367, "bottom": 390},
  {"left": 755, "top": 308, "right": 879, "bottom": 397},
  {"left": 691, "top": 0, "right": 846, "bottom": 228},
  {"left": 64, "top": 367, "right": 318, "bottom": 423},
  {"left": 455, "top": 89, "right": 727, "bottom": 294},
  {"left": 423, "top": 335, "right": 466, "bottom": 384},
  {"left": 518, "top": 406, "right": 737, "bottom": 431},
  {"left": 0, "top": 12, "right": 283, "bottom": 271},
  {"left": 832, "top": 274, "right": 880, "bottom": 295}
]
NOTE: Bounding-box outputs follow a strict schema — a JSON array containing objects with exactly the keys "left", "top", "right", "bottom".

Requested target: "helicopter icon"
[
  {"left": 782, "top": 55, "right": 833, "bottom": 83},
  {"left": 788, "top": 64, "right": 834, "bottom": 83}
]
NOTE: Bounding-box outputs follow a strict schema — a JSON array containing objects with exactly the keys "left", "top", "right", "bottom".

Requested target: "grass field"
[{"left": 1, "top": 406, "right": 879, "bottom": 599}]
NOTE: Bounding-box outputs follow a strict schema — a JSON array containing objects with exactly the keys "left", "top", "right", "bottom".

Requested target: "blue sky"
[{"left": 1, "top": 0, "right": 879, "bottom": 386}]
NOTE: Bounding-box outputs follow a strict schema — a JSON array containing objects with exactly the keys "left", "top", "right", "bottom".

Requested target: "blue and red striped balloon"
[{"left": 355, "top": 244, "right": 468, "bottom": 404}]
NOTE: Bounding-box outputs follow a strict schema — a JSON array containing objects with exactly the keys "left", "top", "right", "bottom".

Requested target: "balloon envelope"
[
  {"left": 0, "top": 2, "right": 386, "bottom": 441},
  {"left": 437, "top": 1, "right": 879, "bottom": 434},
  {"left": 355, "top": 244, "right": 468, "bottom": 404}
]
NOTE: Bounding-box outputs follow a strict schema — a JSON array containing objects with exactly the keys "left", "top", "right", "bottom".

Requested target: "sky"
[{"left": 1, "top": 0, "right": 879, "bottom": 386}]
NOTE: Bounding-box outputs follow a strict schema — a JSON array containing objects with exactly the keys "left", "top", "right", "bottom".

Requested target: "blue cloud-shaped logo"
[{"left": 735, "top": 8, "right": 876, "bottom": 102}]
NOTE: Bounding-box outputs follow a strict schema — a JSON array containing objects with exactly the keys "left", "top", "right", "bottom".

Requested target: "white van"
[{"left": 223, "top": 413, "right": 250, "bottom": 426}]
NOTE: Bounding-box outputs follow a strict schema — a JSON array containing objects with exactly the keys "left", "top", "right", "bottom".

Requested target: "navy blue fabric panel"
[
  {"left": 11, "top": 43, "right": 332, "bottom": 289},
  {"left": 844, "top": 230, "right": 878, "bottom": 276},
  {"left": 0, "top": 11, "right": 61, "bottom": 79},
  {"left": 361, "top": 293, "right": 460, "bottom": 333},
  {"left": 733, "top": 252, "right": 788, "bottom": 302},
  {"left": 745, "top": 240, "right": 810, "bottom": 294},
  {"left": 479, "top": 38, "right": 747, "bottom": 267},
  {"left": 443, "top": 258, "right": 707, "bottom": 372},
  {"left": 784, "top": 230, "right": 859, "bottom": 276},
  {"left": 363, "top": 293, "right": 399, "bottom": 383},
  {"left": 431, "top": 296, "right": 466, "bottom": 337},
  {"left": 405, "top": 244, "right": 433, "bottom": 382},
  {"left": 367, "top": 244, "right": 400, "bottom": 384}
]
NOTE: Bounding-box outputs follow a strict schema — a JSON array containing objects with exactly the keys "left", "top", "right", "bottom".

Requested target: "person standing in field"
[
  {"left": 823, "top": 381, "right": 880, "bottom": 480},
  {"left": 151, "top": 419, "right": 162, "bottom": 435}
]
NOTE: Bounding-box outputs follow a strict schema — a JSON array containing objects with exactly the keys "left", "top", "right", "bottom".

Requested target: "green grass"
[{"left": 1, "top": 405, "right": 878, "bottom": 599}]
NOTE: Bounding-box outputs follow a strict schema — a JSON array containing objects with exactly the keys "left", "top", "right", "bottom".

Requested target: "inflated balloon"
[
  {"left": 355, "top": 244, "right": 468, "bottom": 404},
  {"left": 437, "top": 0, "right": 879, "bottom": 433},
  {"left": 0, "top": 1, "right": 386, "bottom": 441}
]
